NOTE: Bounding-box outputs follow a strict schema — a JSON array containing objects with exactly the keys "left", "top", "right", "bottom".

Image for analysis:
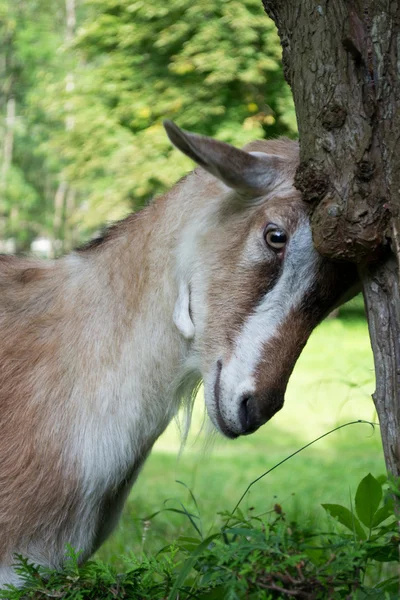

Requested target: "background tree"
[
  {"left": 47, "top": 0, "right": 296, "bottom": 232},
  {"left": 0, "top": 0, "right": 76, "bottom": 252},
  {"left": 0, "top": 0, "right": 296, "bottom": 247},
  {"left": 262, "top": 1, "right": 400, "bottom": 478}
]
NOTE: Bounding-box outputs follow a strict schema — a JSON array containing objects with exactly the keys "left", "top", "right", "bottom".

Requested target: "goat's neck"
[{"left": 63, "top": 196, "right": 194, "bottom": 483}]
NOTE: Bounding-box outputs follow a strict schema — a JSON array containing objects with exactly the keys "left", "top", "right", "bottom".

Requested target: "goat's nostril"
[
  {"left": 239, "top": 394, "right": 257, "bottom": 433},
  {"left": 238, "top": 389, "right": 285, "bottom": 435}
]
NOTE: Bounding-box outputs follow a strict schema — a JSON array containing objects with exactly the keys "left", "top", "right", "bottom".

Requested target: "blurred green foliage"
[
  {"left": 0, "top": 0, "right": 65, "bottom": 250},
  {"left": 0, "top": 0, "right": 295, "bottom": 248}
]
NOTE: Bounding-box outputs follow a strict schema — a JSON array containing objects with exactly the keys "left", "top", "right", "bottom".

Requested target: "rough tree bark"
[{"left": 262, "top": 1, "right": 400, "bottom": 477}]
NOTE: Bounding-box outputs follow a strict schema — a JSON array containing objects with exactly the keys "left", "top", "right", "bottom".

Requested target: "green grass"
[{"left": 97, "top": 299, "right": 385, "bottom": 567}]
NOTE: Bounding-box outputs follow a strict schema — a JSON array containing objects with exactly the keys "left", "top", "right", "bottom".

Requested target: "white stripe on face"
[{"left": 204, "top": 219, "right": 320, "bottom": 435}]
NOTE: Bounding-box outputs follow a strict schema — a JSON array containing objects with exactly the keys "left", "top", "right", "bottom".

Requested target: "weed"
[{"left": 2, "top": 471, "right": 398, "bottom": 599}]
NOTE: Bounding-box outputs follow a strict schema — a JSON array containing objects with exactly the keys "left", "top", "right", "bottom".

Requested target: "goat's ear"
[
  {"left": 164, "top": 120, "right": 285, "bottom": 195},
  {"left": 173, "top": 282, "right": 195, "bottom": 340}
]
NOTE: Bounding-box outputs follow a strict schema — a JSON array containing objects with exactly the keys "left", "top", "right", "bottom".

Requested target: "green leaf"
[
  {"left": 195, "top": 586, "right": 227, "bottom": 600},
  {"left": 371, "top": 498, "right": 394, "bottom": 527},
  {"left": 322, "top": 503, "right": 366, "bottom": 540},
  {"left": 375, "top": 474, "right": 387, "bottom": 486},
  {"left": 376, "top": 575, "right": 400, "bottom": 592},
  {"left": 176, "top": 536, "right": 203, "bottom": 551},
  {"left": 355, "top": 473, "right": 382, "bottom": 529},
  {"left": 365, "top": 542, "right": 399, "bottom": 562},
  {"left": 167, "top": 534, "right": 220, "bottom": 600}
]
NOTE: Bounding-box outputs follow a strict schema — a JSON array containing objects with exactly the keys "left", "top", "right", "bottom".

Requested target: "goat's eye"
[{"left": 264, "top": 226, "right": 287, "bottom": 250}]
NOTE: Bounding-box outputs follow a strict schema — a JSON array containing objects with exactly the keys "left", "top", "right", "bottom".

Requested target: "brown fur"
[{"left": 0, "top": 260, "right": 78, "bottom": 560}]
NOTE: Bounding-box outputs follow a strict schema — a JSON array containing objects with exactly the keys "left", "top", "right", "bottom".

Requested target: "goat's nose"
[
  {"left": 238, "top": 394, "right": 261, "bottom": 435},
  {"left": 238, "top": 390, "right": 285, "bottom": 435}
]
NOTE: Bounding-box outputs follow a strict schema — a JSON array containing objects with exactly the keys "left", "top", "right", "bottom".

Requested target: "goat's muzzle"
[
  {"left": 213, "top": 359, "right": 285, "bottom": 437},
  {"left": 238, "top": 390, "right": 284, "bottom": 435}
]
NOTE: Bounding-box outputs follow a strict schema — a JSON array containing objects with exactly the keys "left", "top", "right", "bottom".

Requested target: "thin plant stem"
[{"left": 225, "top": 420, "right": 379, "bottom": 528}]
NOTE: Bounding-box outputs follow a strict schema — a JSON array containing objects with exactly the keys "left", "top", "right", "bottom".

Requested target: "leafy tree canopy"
[{"left": 1, "top": 0, "right": 296, "bottom": 244}]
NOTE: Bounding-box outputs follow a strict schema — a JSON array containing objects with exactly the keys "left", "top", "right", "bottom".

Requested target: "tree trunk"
[
  {"left": 0, "top": 96, "right": 16, "bottom": 242},
  {"left": 52, "top": 180, "right": 67, "bottom": 257},
  {"left": 262, "top": 1, "right": 400, "bottom": 477},
  {"left": 64, "top": 185, "right": 77, "bottom": 251},
  {"left": 55, "top": 0, "right": 77, "bottom": 252}
]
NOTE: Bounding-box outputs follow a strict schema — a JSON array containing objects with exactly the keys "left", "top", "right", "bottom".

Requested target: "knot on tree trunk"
[
  {"left": 311, "top": 192, "right": 390, "bottom": 262},
  {"left": 321, "top": 104, "right": 347, "bottom": 131},
  {"left": 294, "top": 160, "right": 329, "bottom": 203},
  {"left": 295, "top": 154, "right": 390, "bottom": 262}
]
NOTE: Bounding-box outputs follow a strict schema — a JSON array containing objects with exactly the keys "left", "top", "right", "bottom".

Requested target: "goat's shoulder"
[
  {"left": 0, "top": 253, "right": 51, "bottom": 281},
  {"left": 0, "top": 254, "right": 64, "bottom": 318},
  {"left": 0, "top": 254, "right": 58, "bottom": 293}
]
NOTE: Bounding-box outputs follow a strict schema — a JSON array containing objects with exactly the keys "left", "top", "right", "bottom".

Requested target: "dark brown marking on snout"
[
  {"left": 257, "top": 388, "right": 285, "bottom": 424},
  {"left": 253, "top": 259, "right": 358, "bottom": 426},
  {"left": 299, "top": 260, "right": 359, "bottom": 325},
  {"left": 239, "top": 389, "right": 284, "bottom": 434},
  {"left": 254, "top": 315, "right": 310, "bottom": 425}
]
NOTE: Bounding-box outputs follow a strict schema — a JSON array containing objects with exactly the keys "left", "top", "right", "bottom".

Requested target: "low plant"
[
  {"left": 2, "top": 422, "right": 398, "bottom": 599},
  {"left": 1, "top": 473, "right": 398, "bottom": 600}
]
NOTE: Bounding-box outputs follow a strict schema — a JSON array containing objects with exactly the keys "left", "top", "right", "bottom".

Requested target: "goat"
[{"left": 0, "top": 121, "right": 357, "bottom": 586}]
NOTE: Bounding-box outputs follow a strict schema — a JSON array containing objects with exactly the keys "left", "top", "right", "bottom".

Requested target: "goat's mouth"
[{"left": 213, "top": 360, "right": 238, "bottom": 439}]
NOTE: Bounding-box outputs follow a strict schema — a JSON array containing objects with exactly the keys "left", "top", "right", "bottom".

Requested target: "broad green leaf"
[
  {"left": 375, "top": 474, "right": 387, "bottom": 486},
  {"left": 370, "top": 519, "right": 398, "bottom": 542},
  {"left": 322, "top": 503, "right": 366, "bottom": 540},
  {"left": 355, "top": 473, "right": 382, "bottom": 529},
  {"left": 371, "top": 498, "right": 394, "bottom": 527}
]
